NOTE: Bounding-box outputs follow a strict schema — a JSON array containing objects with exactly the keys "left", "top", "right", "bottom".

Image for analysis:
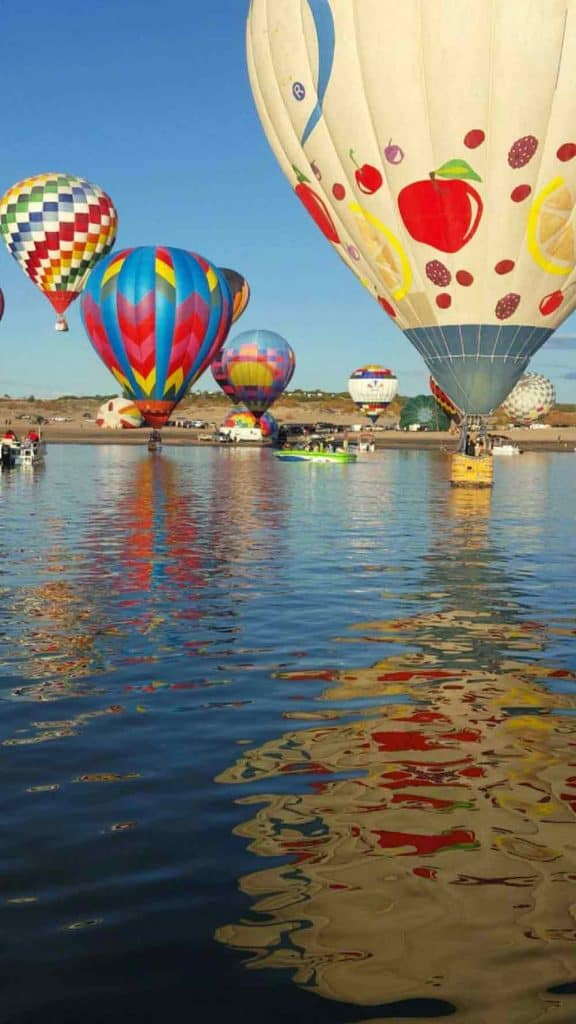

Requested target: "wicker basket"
[{"left": 450, "top": 453, "right": 494, "bottom": 488}]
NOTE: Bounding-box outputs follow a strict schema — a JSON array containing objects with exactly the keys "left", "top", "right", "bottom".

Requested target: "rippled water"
[{"left": 1, "top": 445, "right": 576, "bottom": 1023}]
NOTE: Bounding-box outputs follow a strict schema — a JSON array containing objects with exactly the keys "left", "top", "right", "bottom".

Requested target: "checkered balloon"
[{"left": 0, "top": 172, "right": 118, "bottom": 331}]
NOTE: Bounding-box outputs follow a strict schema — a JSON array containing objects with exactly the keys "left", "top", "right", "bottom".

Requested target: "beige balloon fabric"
[
  {"left": 95, "top": 398, "right": 143, "bottom": 430},
  {"left": 247, "top": 0, "right": 576, "bottom": 413}
]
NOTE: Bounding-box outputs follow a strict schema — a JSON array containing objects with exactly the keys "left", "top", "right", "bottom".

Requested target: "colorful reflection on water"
[{"left": 1, "top": 446, "right": 576, "bottom": 1022}]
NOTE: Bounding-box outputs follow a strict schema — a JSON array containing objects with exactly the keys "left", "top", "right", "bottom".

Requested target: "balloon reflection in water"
[
  {"left": 208, "top": 448, "right": 288, "bottom": 581},
  {"left": 215, "top": 493, "right": 576, "bottom": 1019},
  {"left": 86, "top": 455, "right": 206, "bottom": 604}
]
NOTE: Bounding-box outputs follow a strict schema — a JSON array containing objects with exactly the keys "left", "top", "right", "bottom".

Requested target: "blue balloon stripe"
[{"left": 302, "top": 0, "right": 336, "bottom": 146}]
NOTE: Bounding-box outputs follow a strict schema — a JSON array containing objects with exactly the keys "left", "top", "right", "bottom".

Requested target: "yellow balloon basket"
[{"left": 450, "top": 453, "right": 494, "bottom": 489}]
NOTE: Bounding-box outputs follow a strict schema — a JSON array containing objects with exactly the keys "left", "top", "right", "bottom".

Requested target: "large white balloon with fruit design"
[{"left": 248, "top": 0, "right": 576, "bottom": 415}]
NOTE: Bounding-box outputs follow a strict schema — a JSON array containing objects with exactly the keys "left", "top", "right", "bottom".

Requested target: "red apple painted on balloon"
[
  {"left": 398, "top": 159, "right": 483, "bottom": 253},
  {"left": 292, "top": 164, "right": 340, "bottom": 244},
  {"left": 349, "top": 148, "right": 383, "bottom": 195}
]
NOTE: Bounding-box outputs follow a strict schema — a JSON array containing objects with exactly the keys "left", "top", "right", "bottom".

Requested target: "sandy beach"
[{"left": 2, "top": 395, "right": 575, "bottom": 451}]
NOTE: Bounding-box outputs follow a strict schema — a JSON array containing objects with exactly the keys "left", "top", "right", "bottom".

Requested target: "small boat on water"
[
  {"left": 148, "top": 430, "right": 163, "bottom": 452},
  {"left": 492, "top": 443, "right": 522, "bottom": 456},
  {"left": 1, "top": 433, "right": 46, "bottom": 468},
  {"left": 274, "top": 448, "right": 357, "bottom": 464}
]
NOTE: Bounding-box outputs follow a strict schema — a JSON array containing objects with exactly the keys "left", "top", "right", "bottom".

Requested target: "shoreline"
[{"left": 25, "top": 425, "right": 576, "bottom": 453}]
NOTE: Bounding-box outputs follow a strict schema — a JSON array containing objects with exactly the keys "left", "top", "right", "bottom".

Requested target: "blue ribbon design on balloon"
[{"left": 302, "top": 0, "right": 335, "bottom": 146}]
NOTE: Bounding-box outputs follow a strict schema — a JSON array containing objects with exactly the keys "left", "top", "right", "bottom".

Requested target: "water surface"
[{"left": 1, "top": 445, "right": 576, "bottom": 1023}]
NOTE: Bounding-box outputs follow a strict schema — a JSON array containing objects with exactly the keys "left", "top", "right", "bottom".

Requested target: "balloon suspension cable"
[{"left": 55, "top": 315, "right": 69, "bottom": 333}]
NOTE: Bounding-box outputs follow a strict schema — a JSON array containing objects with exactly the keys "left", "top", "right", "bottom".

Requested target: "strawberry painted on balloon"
[
  {"left": 349, "top": 149, "right": 383, "bottom": 194},
  {"left": 292, "top": 165, "right": 339, "bottom": 244},
  {"left": 398, "top": 159, "right": 483, "bottom": 254}
]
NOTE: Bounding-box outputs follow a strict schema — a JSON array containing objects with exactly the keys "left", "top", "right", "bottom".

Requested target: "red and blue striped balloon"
[{"left": 81, "top": 246, "right": 233, "bottom": 427}]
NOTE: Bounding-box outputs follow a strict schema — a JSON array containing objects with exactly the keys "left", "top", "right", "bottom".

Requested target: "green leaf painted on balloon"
[
  {"left": 435, "top": 159, "right": 482, "bottom": 183},
  {"left": 292, "top": 164, "right": 310, "bottom": 185}
]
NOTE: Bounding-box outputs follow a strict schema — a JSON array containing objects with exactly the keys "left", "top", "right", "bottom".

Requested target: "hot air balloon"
[
  {"left": 221, "top": 269, "right": 251, "bottom": 324},
  {"left": 221, "top": 408, "right": 278, "bottom": 439},
  {"left": 0, "top": 173, "right": 118, "bottom": 331},
  {"left": 95, "top": 397, "right": 144, "bottom": 429},
  {"left": 211, "top": 350, "right": 236, "bottom": 402},
  {"left": 81, "top": 247, "right": 233, "bottom": 428},
  {"left": 430, "top": 376, "right": 462, "bottom": 422},
  {"left": 399, "top": 395, "right": 451, "bottom": 433},
  {"left": 502, "top": 372, "right": 556, "bottom": 424},
  {"left": 347, "top": 365, "right": 398, "bottom": 423},
  {"left": 247, "top": 1, "right": 576, "bottom": 428},
  {"left": 217, "top": 330, "right": 295, "bottom": 418}
]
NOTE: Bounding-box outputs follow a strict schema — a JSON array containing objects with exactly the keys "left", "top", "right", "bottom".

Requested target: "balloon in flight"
[
  {"left": 216, "top": 330, "right": 295, "bottom": 417},
  {"left": 0, "top": 173, "right": 117, "bottom": 331},
  {"left": 502, "top": 372, "right": 556, "bottom": 424},
  {"left": 81, "top": 246, "right": 233, "bottom": 428},
  {"left": 347, "top": 365, "right": 398, "bottom": 423},
  {"left": 220, "top": 268, "right": 251, "bottom": 324},
  {"left": 247, "top": 0, "right": 576, "bottom": 418}
]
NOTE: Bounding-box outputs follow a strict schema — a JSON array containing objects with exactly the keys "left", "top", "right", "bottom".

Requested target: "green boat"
[{"left": 273, "top": 449, "right": 357, "bottom": 464}]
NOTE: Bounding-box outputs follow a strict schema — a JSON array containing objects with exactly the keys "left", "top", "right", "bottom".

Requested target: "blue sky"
[{"left": 1, "top": 0, "right": 575, "bottom": 400}]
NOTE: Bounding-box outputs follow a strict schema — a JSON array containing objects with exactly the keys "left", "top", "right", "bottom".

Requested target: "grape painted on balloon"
[
  {"left": 311, "top": 161, "right": 322, "bottom": 181},
  {"left": 495, "top": 293, "right": 521, "bottom": 320},
  {"left": 508, "top": 136, "right": 538, "bottom": 168},
  {"left": 384, "top": 139, "right": 405, "bottom": 164},
  {"left": 426, "top": 260, "right": 451, "bottom": 286},
  {"left": 464, "top": 129, "right": 485, "bottom": 149},
  {"left": 557, "top": 143, "right": 576, "bottom": 162},
  {"left": 511, "top": 185, "right": 532, "bottom": 203},
  {"left": 347, "top": 245, "right": 360, "bottom": 261}
]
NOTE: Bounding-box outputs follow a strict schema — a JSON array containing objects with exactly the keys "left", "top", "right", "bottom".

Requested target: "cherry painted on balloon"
[
  {"left": 332, "top": 183, "right": 346, "bottom": 200},
  {"left": 436, "top": 293, "right": 452, "bottom": 309},
  {"left": 495, "top": 260, "right": 515, "bottom": 275},
  {"left": 511, "top": 185, "right": 532, "bottom": 203},
  {"left": 456, "top": 270, "right": 474, "bottom": 286}
]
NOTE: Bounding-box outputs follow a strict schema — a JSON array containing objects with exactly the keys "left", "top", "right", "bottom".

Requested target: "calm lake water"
[{"left": 1, "top": 444, "right": 576, "bottom": 1023}]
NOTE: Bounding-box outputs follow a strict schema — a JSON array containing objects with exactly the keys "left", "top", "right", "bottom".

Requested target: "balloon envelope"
[
  {"left": 222, "top": 408, "right": 278, "bottom": 438},
  {"left": 218, "top": 330, "right": 295, "bottom": 417},
  {"left": 81, "top": 247, "right": 233, "bottom": 428},
  {"left": 247, "top": 0, "right": 576, "bottom": 414},
  {"left": 400, "top": 395, "right": 451, "bottom": 432},
  {"left": 348, "top": 365, "right": 398, "bottom": 423},
  {"left": 430, "top": 376, "right": 461, "bottom": 421},
  {"left": 95, "top": 397, "right": 144, "bottom": 429},
  {"left": 221, "top": 268, "right": 251, "bottom": 324},
  {"left": 502, "top": 372, "right": 556, "bottom": 423},
  {"left": 0, "top": 173, "right": 117, "bottom": 329}
]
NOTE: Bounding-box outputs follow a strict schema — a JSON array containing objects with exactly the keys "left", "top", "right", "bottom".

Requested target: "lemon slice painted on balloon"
[
  {"left": 349, "top": 202, "right": 412, "bottom": 300},
  {"left": 527, "top": 176, "right": 576, "bottom": 276}
]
